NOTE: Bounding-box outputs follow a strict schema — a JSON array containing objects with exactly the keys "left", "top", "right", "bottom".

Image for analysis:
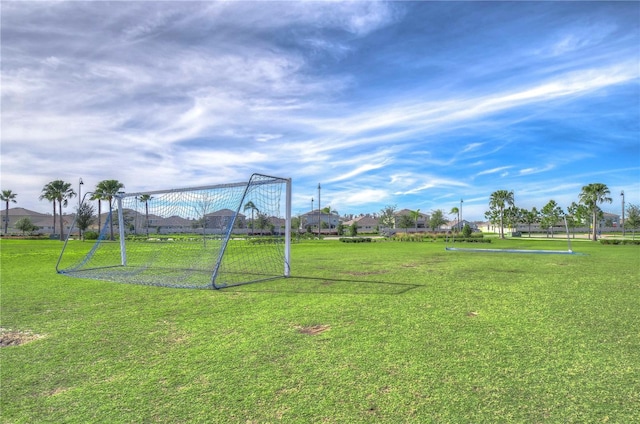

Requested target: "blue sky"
[{"left": 2, "top": 1, "right": 639, "bottom": 220}]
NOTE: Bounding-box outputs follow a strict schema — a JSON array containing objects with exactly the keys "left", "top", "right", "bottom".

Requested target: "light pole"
[
  {"left": 78, "top": 177, "right": 84, "bottom": 211},
  {"left": 621, "top": 190, "right": 625, "bottom": 237},
  {"left": 460, "top": 198, "right": 463, "bottom": 231},
  {"left": 78, "top": 177, "right": 84, "bottom": 238},
  {"left": 310, "top": 197, "right": 313, "bottom": 231},
  {"left": 318, "top": 183, "right": 321, "bottom": 238},
  {"left": 134, "top": 196, "right": 138, "bottom": 235}
]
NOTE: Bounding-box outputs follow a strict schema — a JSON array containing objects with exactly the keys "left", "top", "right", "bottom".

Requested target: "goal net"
[{"left": 57, "top": 174, "right": 291, "bottom": 289}]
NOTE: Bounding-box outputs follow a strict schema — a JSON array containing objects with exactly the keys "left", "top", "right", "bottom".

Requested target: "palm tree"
[
  {"left": 1, "top": 189, "right": 17, "bottom": 235},
  {"left": 449, "top": 206, "right": 459, "bottom": 231},
  {"left": 409, "top": 209, "right": 421, "bottom": 231},
  {"left": 522, "top": 207, "right": 539, "bottom": 237},
  {"left": 322, "top": 206, "right": 338, "bottom": 230},
  {"left": 579, "top": 183, "right": 612, "bottom": 241},
  {"left": 40, "top": 183, "right": 57, "bottom": 236},
  {"left": 244, "top": 201, "right": 258, "bottom": 235},
  {"left": 138, "top": 194, "right": 153, "bottom": 237},
  {"left": 90, "top": 190, "right": 105, "bottom": 236},
  {"left": 41, "top": 180, "right": 75, "bottom": 240},
  {"left": 96, "top": 180, "right": 125, "bottom": 240},
  {"left": 489, "top": 189, "right": 514, "bottom": 239}
]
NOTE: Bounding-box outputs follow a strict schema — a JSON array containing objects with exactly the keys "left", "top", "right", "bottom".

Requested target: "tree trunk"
[
  {"left": 145, "top": 202, "right": 149, "bottom": 237},
  {"left": 58, "top": 200, "right": 64, "bottom": 241},
  {"left": 592, "top": 211, "right": 598, "bottom": 241},
  {"left": 52, "top": 203, "right": 57, "bottom": 237},
  {"left": 4, "top": 201, "right": 8, "bottom": 235},
  {"left": 109, "top": 200, "right": 114, "bottom": 241}
]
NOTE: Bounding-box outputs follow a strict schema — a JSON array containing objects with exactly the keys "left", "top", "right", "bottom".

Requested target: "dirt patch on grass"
[
  {"left": 296, "top": 324, "right": 331, "bottom": 335},
  {"left": 0, "top": 327, "right": 45, "bottom": 347}
]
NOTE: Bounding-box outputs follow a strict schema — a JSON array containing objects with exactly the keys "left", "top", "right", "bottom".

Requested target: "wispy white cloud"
[
  {"left": 462, "top": 143, "right": 483, "bottom": 153},
  {"left": 393, "top": 176, "right": 469, "bottom": 196},
  {"left": 519, "top": 165, "right": 556, "bottom": 176},
  {"left": 1, "top": 1, "right": 638, "bottom": 218},
  {"left": 475, "top": 166, "right": 514, "bottom": 177}
]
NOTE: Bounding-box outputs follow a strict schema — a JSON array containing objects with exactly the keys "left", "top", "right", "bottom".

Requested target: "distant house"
[
  {"left": 342, "top": 215, "right": 379, "bottom": 233},
  {"left": 393, "top": 209, "right": 429, "bottom": 230},
  {"left": 2, "top": 207, "right": 73, "bottom": 235},
  {"left": 600, "top": 212, "right": 620, "bottom": 228},
  {"left": 203, "top": 209, "right": 246, "bottom": 230},
  {"left": 300, "top": 210, "right": 339, "bottom": 230},
  {"left": 443, "top": 219, "right": 477, "bottom": 232}
]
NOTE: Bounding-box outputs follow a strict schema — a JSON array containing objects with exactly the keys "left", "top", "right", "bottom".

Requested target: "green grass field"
[{"left": 1, "top": 237, "right": 639, "bottom": 423}]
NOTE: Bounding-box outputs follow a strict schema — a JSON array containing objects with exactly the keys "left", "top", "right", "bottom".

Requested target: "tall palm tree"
[
  {"left": 1, "top": 189, "right": 17, "bottom": 235},
  {"left": 90, "top": 190, "right": 105, "bottom": 236},
  {"left": 41, "top": 180, "right": 75, "bottom": 240},
  {"left": 244, "top": 201, "right": 258, "bottom": 235},
  {"left": 449, "top": 206, "right": 459, "bottom": 231},
  {"left": 579, "top": 183, "right": 612, "bottom": 241},
  {"left": 522, "top": 207, "right": 539, "bottom": 238},
  {"left": 40, "top": 183, "right": 57, "bottom": 236},
  {"left": 138, "top": 194, "right": 153, "bottom": 237},
  {"left": 409, "top": 209, "right": 421, "bottom": 231},
  {"left": 96, "top": 180, "right": 125, "bottom": 240},
  {"left": 489, "top": 189, "right": 514, "bottom": 239}
]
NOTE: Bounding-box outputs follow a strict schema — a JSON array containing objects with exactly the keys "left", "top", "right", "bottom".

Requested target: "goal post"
[{"left": 57, "top": 174, "right": 292, "bottom": 289}]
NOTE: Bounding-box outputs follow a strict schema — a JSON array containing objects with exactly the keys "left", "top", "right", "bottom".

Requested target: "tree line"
[
  {"left": 2, "top": 181, "right": 640, "bottom": 241},
  {"left": 484, "top": 183, "right": 640, "bottom": 241},
  {"left": 0, "top": 179, "right": 125, "bottom": 240}
]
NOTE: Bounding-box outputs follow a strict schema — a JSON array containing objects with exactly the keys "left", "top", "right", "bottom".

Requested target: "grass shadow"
[{"left": 228, "top": 275, "right": 422, "bottom": 295}]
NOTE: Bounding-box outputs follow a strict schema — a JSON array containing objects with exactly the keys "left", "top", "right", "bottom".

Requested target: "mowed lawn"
[{"left": 1, "top": 237, "right": 639, "bottom": 423}]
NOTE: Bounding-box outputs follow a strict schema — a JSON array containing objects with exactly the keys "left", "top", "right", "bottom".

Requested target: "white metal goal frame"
[{"left": 57, "top": 173, "right": 292, "bottom": 289}]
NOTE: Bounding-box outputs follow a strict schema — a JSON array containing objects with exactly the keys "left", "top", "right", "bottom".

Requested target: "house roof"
[
  {"left": 155, "top": 215, "right": 193, "bottom": 226},
  {"left": 343, "top": 215, "right": 379, "bottom": 226},
  {"left": 394, "top": 209, "right": 429, "bottom": 218},
  {"left": 204, "top": 208, "right": 245, "bottom": 218}
]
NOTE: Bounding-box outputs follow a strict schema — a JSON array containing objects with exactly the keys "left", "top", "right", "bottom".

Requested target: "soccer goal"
[
  {"left": 445, "top": 216, "right": 579, "bottom": 255},
  {"left": 57, "top": 173, "right": 291, "bottom": 289}
]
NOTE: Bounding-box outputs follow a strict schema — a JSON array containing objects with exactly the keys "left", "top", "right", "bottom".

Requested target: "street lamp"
[
  {"left": 78, "top": 178, "right": 84, "bottom": 239},
  {"left": 318, "top": 183, "right": 321, "bottom": 238},
  {"left": 134, "top": 196, "right": 138, "bottom": 235},
  {"left": 621, "top": 190, "right": 625, "bottom": 237},
  {"left": 78, "top": 177, "right": 84, "bottom": 211},
  {"left": 460, "top": 199, "right": 463, "bottom": 231},
  {"left": 311, "top": 197, "right": 313, "bottom": 230}
]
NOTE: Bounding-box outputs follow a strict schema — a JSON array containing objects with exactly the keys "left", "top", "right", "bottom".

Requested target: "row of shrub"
[
  {"left": 0, "top": 234, "right": 50, "bottom": 240},
  {"left": 436, "top": 233, "right": 485, "bottom": 239},
  {"left": 448, "top": 238, "right": 492, "bottom": 244},
  {"left": 600, "top": 239, "right": 640, "bottom": 245},
  {"left": 392, "top": 233, "right": 437, "bottom": 242},
  {"left": 339, "top": 237, "right": 373, "bottom": 243},
  {"left": 390, "top": 233, "right": 486, "bottom": 242}
]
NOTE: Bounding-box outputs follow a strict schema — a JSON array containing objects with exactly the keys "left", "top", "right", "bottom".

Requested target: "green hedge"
[
  {"left": 339, "top": 237, "right": 372, "bottom": 243},
  {"left": 436, "top": 233, "right": 484, "bottom": 239},
  {"left": 391, "top": 234, "right": 436, "bottom": 242},
  {"left": 600, "top": 239, "right": 640, "bottom": 245},
  {"left": 448, "top": 238, "right": 492, "bottom": 244}
]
